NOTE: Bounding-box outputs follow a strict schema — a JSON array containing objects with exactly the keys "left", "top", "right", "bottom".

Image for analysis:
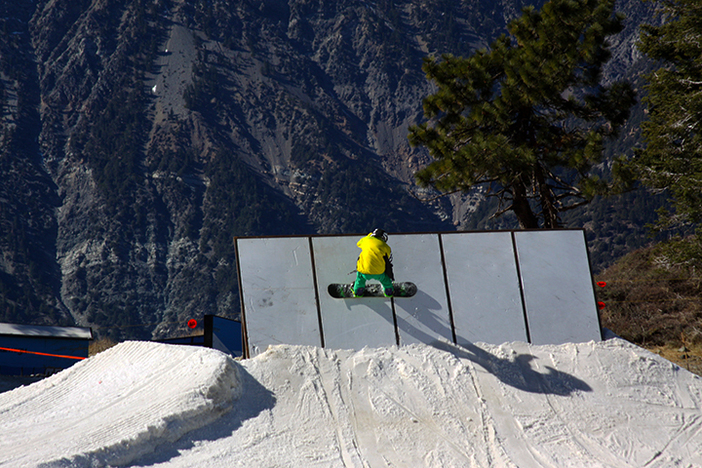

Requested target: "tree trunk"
[
  {"left": 534, "top": 164, "right": 560, "bottom": 229},
  {"left": 512, "top": 178, "right": 539, "bottom": 229}
]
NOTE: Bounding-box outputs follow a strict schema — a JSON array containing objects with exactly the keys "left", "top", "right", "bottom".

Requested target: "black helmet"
[{"left": 371, "top": 228, "right": 388, "bottom": 242}]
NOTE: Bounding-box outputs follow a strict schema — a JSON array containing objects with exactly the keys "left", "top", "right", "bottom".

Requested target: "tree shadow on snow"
[
  {"left": 129, "top": 363, "right": 276, "bottom": 466},
  {"left": 431, "top": 340, "right": 592, "bottom": 396}
]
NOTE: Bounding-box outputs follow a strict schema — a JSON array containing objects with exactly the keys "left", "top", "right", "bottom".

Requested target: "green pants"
[{"left": 354, "top": 272, "right": 394, "bottom": 293}]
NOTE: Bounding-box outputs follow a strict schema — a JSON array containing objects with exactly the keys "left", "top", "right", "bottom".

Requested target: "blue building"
[
  {"left": 0, "top": 323, "right": 93, "bottom": 376},
  {"left": 155, "top": 315, "right": 243, "bottom": 358}
]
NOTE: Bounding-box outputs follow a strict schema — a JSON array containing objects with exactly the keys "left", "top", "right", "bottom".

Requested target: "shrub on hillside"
[{"left": 597, "top": 236, "right": 702, "bottom": 346}]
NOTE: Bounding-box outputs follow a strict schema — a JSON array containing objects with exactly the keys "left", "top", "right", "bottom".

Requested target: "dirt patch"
[{"left": 648, "top": 344, "right": 702, "bottom": 377}]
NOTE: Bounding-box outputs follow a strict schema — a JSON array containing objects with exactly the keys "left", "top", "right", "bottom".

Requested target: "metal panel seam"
[
  {"left": 438, "top": 234, "right": 457, "bottom": 344},
  {"left": 511, "top": 231, "right": 532, "bottom": 343},
  {"left": 308, "top": 237, "right": 325, "bottom": 348},
  {"left": 390, "top": 297, "right": 400, "bottom": 346},
  {"left": 581, "top": 230, "right": 604, "bottom": 340},
  {"left": 233, "top": 238, "right": 250, "bottom": 358}
]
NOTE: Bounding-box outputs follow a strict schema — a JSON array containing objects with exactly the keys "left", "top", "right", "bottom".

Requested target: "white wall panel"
[
  {"left": 236, "top": 230, "right": 602, "bottom": 355},
  {"left": 514, "top": 230, "right": 601, "bottom": 345},
  {"left": 442, "top": 232, "right": 528, "bottom": 345},
  {"left": 389, "top": 234, "right": 453, "bottom": 346},
  {"left": 312, "top": 236, "right": 397, "bottom": 351},
  {"left": 237, "top": 237, "right": 321, "bottom": 356}
]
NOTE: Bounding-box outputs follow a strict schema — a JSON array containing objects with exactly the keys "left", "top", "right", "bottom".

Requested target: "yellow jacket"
[{"left": 356, "top": 234, "right": 391, "bottom": 275}]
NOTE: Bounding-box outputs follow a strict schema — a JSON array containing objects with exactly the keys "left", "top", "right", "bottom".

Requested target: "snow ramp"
[
  {"left": 128, "top": 339, "right": 702, "bottom": 467},
  {"left": 0, "top": 341, "right": 242, "bottom": 468}
]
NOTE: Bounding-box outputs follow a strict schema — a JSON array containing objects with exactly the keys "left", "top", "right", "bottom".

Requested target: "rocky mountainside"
[{"left": 0, "top": 0, "right": 655, "bottom": 339}]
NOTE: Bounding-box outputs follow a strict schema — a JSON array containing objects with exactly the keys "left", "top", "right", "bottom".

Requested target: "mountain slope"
[{"left": 0, "top": 0, "right": 655, "bottom": 338}]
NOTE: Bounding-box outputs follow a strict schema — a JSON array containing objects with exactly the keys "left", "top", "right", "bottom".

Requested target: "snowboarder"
[{"left": 353, "top": 228, "right": 394, "bottom": 297}]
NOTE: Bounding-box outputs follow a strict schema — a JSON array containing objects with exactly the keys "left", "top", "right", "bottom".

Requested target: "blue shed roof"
[{"left": 0, "top": 323, "right": 92, "bottom": 340}]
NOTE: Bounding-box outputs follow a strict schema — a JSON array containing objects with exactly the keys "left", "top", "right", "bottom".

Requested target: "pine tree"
[
  {"left": 631, "top": 0, "right": 702, "bottom": 231},
  {"left": 408, "top": 0, "right": 635, "bottom": 229}
]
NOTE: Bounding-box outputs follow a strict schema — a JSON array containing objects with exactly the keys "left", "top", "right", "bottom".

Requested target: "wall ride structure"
[{"left": 235, "top": 230, "right": 602, "bottom": 358}]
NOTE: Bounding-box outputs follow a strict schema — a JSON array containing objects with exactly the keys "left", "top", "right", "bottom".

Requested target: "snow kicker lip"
[{"left": 0, "top": 341, "right": 243, "bottom": 468}]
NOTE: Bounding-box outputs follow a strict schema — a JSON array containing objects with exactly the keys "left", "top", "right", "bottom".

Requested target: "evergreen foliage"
[
  {"left": 1, "top": 0, "right": 658, "bottom": 337},
  {"left": 629, "top": 0, "right": 702, "bottom": 234},
  {"left": 0, "top": 2, "right": 66, "bottom": 326},
  {"left": 84, "top": 86, "right": 147, "bottom": 215},
  {"left": 183, "top": 58, "right": 223, "bottom": 117},
  {"left": 201, "top": 149, "right": 303, "bottom": 257},
  {"left": 289, "top": 131, "right": 453, "bottom": 234},
  {"left": 409, "top": 0, "right": 636, "bottom": 229}
]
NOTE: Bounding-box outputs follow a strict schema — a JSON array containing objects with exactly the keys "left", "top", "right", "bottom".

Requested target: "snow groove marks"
[
  {"left": 241, "top": 344, "right": 511, "bottom": 467},
  {"left": 0, "top": 341, "right": 242, "bottom": 468},
  {"left": 473, "top": 339, "right": 702, "bottom": 467},
  {"left": 239, "top": 345, "right": 366, "bottom": 467},
  {"left": 342, "top": 344, "right": 512, "bottom": 467}
]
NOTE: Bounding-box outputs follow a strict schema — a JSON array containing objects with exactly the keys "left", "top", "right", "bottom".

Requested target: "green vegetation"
[
  {"left": 150, "top": 146, "right": 198, "bottom": 177},
  {"left": 596, "top": 4, "right": 702, "bottom": 371},
  {"left": 597, "top": 238, "right": 702, "bottom": 374},
  {"left": 413, "top": 0, "right": 702, "bottom": 369},
  {"left": 201, "top": 149, "right": 301, "bottom": 256},
  {"left": 0, "top": 4, "right": 67, "bottom": 326},
  {"left": 74, "top": 0, "right": 169, "bottom": 237},
  {"left": 410, "top": 0, "right": 472, "bottom": 57},
  {"left": 375, "top": 0, "right": 415, "bottom": 77},
  {"left": 290, "top": 121, "right": 452, "bottom": 234},
  {"left": 181, "top": 0, "right": 240, "bottom": 47},
  {"left": 409, "top": 0, "right": 635, "bottom": 229},
  {"left": 195, "top": 150, "right": 310, "bottom": 323},
  {"left": 599, "top": 0, "right": 702, "bottom": 359},
  {"left": 0, "top": 81, "right": 5, "bottom": 120},
  {"left": 598, "top": 238, "right": 702, "bottom": 346},
  {"left": 626, "top": 0, "right": 702, "bottom": 240},
  {"left": 83, "top": 86, "right": 147, "bottom": 223},
  {"left": 316, "top": 158, "right": 404, "bottom": 232},
  {"left": 9, "top": 0, "right": 702, "bottom": 343},
  {"left": 561, "top": 191, "right": 670, "bottom": 272},
  {"left": 183, "top": 57, "right": 223, "bottom": 117}
]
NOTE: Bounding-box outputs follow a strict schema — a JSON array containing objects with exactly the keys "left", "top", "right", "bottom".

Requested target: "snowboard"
[{"left": 327, "top": 282, "right": 417, "bottom": 299}]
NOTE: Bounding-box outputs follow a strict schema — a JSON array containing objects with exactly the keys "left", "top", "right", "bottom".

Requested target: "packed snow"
[{"left": 1, "top": 337, "right": 702, "bottom": 467}]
